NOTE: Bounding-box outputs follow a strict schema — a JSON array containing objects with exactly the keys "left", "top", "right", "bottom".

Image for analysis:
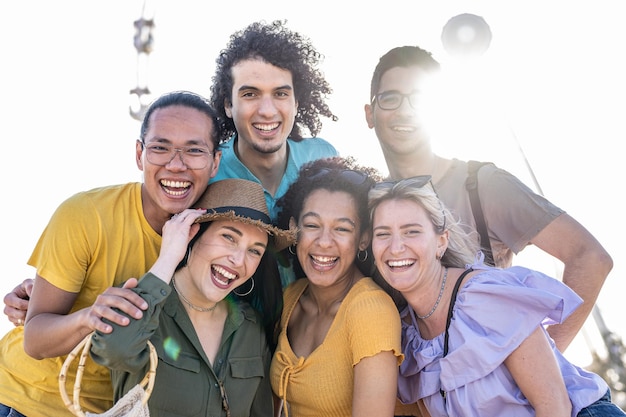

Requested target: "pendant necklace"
[
  {"left": 416, "top": 267, "right": 448, "bottom": 319},
  {"left": 172, "top": 277, "right": 218, "bottom": 312}
]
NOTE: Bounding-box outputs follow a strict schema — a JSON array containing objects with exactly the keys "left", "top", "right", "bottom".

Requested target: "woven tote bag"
[{"left": 59, "top": 333, "right": 157, "bottom": 417}]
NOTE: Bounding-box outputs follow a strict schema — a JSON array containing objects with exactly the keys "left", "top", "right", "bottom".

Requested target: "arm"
[
  {"left": 416, "top": 399, "right": 432, "bottom": 417},
  {"left": 272, "top": 395, "right": 282, "bottom": 417},
  {"left": 531, "top": 213, "right": 613, "bottom": 351},
  {"left": 3, "top": 278, "right": 33, "bottom": 326},
  {"left": 504, "top": 326, "right": 572, "bottom": 416},
  {"left": 145, "top": 209, "right": 203, "bottom": 282},
  {"left": 352, "top": 351, "right": 398, "bottom": 417},
  {"left": 90, "top": 209, "right": 204, "bottom": 370},
  {"left": 23, "top": 277, "right": 147, "bottom": 359},
  {"left": 90, "top": 274, "right": 169, "bottom": 371},
  {"left": 23, "top": 209, "right": 202, "bottom": 359}
]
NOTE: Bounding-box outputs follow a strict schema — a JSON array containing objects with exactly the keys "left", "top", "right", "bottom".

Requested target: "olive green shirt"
[{"left": 91, "top": 273, "right": 273, "bottom": 417}]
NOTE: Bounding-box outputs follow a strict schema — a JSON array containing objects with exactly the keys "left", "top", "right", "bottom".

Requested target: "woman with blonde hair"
[{"left": 368, "top": 176, "right": 625, "bottom": 417}]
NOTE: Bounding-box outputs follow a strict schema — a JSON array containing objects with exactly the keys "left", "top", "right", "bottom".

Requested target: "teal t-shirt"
[
  {"left": 210, "top": 135, "right": 338, "bottom": 221},
  {"left": 209, "top": 135, "right": 338, "bottom": 287}
]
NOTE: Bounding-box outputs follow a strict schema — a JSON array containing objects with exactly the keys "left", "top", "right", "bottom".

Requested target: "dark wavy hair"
[
  {"left": 177, "top": 222, "right": 283, "bottom": 351},
  {"left": 276, "top": 156, "right": 383, "bottom": 277},
  {"left": 210, "top": 20, "right": 337, "bottom": 143}
]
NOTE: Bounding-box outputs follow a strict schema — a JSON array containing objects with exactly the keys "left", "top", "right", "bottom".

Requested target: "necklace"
[
  {"left": 172, "top": 277, "right": 218, "bottom": 312},
  {"left": 416, "top": 267, "right": 448, "bottom": 319}
]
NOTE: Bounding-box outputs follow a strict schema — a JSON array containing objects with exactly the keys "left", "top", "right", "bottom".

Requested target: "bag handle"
[{"left": 59, "top": 333, "right": 157, "bottom": 417}]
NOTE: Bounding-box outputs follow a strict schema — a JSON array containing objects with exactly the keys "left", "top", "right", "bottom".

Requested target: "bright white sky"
[{"left": 1, "top": 1, "right": 624, "bottom": 367}]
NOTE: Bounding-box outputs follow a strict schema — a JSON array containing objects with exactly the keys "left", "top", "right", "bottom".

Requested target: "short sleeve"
[
  {"left": 27, "top": 191, "right": 97, "bottom": 292},
  {"left": 478, "top": 164, "right": 564, "bottom": 253},
  {"left": 345, "top": 279, "right": 403, "bottom": 366},
  {"left": 439, "top": 266, "right": 582, "bottom": 391}
]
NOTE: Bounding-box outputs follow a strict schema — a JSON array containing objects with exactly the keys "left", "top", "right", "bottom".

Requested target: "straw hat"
[{"left": 192, "top": 178, "right": 296, "bottom": 251}]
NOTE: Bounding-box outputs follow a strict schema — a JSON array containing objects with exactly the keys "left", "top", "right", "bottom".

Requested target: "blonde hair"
[{"left": 368, "top": 177, "right": 479, "bottom": 268}]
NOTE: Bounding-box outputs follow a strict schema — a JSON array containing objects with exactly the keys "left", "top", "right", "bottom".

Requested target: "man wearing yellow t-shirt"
[{"left": 0, "top": 91, "right": 222, "bottom": 417}]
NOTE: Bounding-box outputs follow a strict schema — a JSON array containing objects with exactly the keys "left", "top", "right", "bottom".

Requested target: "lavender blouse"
[{"left": 397, "top": 263, "right": 608, "bottom": 416}]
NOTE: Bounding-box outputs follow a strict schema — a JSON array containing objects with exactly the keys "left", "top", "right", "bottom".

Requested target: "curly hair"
[
  {"left": 275, "top": 156, "right": 383, "bottom": 278},
  {"left": 276, "top": 156, "right": 383, "bottom": 232},
  {"left": 210, "top": 20, "right": 337, "bottom": 143}
]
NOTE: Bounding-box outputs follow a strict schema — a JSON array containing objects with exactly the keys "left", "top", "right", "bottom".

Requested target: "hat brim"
[{"left": 194, "top": 209, "right": 296, "bottom": 252}]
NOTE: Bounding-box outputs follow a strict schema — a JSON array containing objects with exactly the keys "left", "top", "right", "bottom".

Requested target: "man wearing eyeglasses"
[
  {"left": 0, "top": 91, "right": 223, "bottom": 417},
  {"left": 3, "top": 21, "right": 338, "bottom": 332},
  {"left": 364, "top": 45, "right": 612, "bottom": 355}
]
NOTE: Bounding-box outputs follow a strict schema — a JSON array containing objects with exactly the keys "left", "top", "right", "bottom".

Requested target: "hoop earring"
[
  {"left": 288, "top": 245, "right": 296, "bottom": 255},
  {"left": 357, "top": 250, "right": 368, "bottom": 262},
  {"left": 233, "top": 278, "right": 254, "bottom": 297}
]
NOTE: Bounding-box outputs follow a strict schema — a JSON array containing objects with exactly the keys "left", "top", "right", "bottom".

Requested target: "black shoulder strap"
[
  {"left": 442, "top": 267, "right": 473, "bottom": 357},
  {"left": 466, "top": 160, "right": 495, "bottom": 266},
  {"left": 440, "top": 267, "right": 474, "bottom": 399}
]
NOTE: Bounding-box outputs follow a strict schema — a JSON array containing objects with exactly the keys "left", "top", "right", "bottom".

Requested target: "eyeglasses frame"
[
  {"left": 371, "top": 90, "right": 420, "bottom": 111},
  {"left": 141, "top": 140, "right": 214, "bottom": 170}
]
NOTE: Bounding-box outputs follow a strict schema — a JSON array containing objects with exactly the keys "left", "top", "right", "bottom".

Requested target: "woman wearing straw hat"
[
  {"left": 89, "top": 178, "right": 296, "bottom": 417},
  {"left": 0, "top": 90, "right": 223, "bottom": 417}
]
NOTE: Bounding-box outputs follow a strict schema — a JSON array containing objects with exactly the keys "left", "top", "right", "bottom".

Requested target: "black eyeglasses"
[
  {"left": 304, "top": 167, "right": 370, "bottom": 186},
  {"left": 371, "top": 90, "right": 420, "bottom": 111}
]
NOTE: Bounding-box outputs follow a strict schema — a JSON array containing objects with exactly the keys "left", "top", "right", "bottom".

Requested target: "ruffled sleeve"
[{"left": 398, "top": 265, "right": 582, "bottom": 403}]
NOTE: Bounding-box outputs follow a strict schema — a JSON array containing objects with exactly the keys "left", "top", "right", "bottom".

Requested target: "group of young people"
[{"left": 0, "top": 18, "right": 621, "bottom": 417}]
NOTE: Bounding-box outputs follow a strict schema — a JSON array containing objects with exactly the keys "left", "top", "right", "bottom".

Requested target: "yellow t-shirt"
[
  {"left": 0, "top": 183, "right": 161, "bottom": 417},
  {"left": 270, "top": 277, "right": 403, "bottom": 417}
]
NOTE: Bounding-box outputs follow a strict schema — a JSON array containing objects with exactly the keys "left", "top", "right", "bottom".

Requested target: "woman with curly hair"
[{"left": 270, "top": 156, "right": 403, "bottom": 417}]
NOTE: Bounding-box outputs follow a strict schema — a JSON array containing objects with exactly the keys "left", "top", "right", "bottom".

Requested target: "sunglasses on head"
[
  {"left": 304, "top": 167, "right": 370, "bottom": 186},
  {"left": 374, "top": 175, "right": 446, "bottom": 230},
  {"left": 374, "top": 175, "right": 432, "bottom": 190}
]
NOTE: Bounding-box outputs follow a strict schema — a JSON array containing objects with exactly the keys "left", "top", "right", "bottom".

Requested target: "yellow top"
[
  {"left": 270, "top": 277, "right": 403, "bottom": 417},
  {"left": 0, "top": 183, "right": 161, "bottom": 417}
]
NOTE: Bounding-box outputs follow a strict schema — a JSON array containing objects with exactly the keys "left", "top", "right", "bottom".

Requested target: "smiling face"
[
  {"left": 186, "top": 219, "right": 268, "bottom": 304},
  {"left": 371, "top": 198, "right": 446, "bottom": 293},
  {"left": 365, "top": 65, "right": 432, "bottom": 157},
  {"left": 295, "top": 189, "right": 368, "bottom": 288},
  {"left": 137, "top": 105, "right": 221, "bottom": 229},
  {"left": 225, "top": 58, "right": 298, "bottom": 156}
]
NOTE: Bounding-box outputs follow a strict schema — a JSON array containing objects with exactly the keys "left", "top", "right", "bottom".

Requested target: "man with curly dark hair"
[
  {"left": 1, "top": 21, "right": 339, "bottom": 319},
  {"left": 209, "top": 20, "right": 339, "bottom": 228}
]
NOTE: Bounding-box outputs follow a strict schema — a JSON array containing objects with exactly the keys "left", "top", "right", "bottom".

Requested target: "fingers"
[
  {"left": 10, "top": 278, "right": 33, "bottom": 300},
  {"left": 4, "top": 288, "right": 29, "bottom": 327},
  {"left": 22, "top": 278, "right": 34, "bottom": 298},
  {"left": 170, "top": 208, "right": 206, "bottom": 223},
  {"left": 161, "top": 209, "right": 204, "bottom": 260},
  {"left": 89, "top": 287, "right": 148, "bottom": 333},
  {"left": 122, "top": 277, "right": 140, "bottom": 289}
]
